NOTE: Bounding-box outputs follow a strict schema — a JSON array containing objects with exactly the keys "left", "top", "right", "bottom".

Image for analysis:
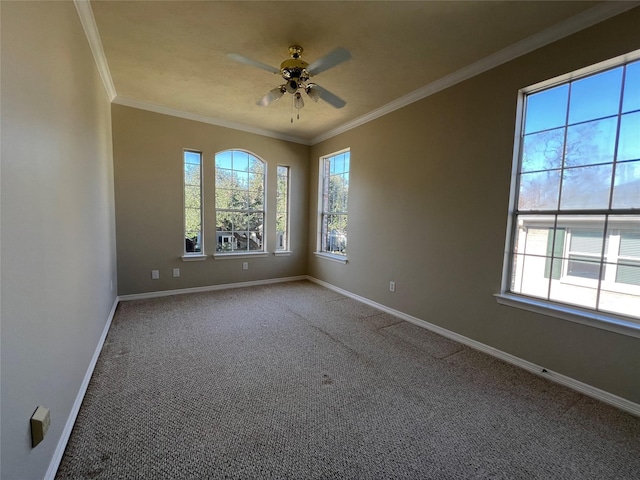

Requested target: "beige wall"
[
  {"left": 1, "top": 2, "right": 117, "bottom": 479},
  {"left": 112, "top": 105, "right": 309, "bottom": 295},
  {"left": 309, "top": 9, "right": 640, "bottom": 403}
]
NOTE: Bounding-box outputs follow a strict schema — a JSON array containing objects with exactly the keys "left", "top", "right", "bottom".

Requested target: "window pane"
[
  {"left": 320, "top": 151, "right": 349, "bottom": 255},
  {"left": 622, "top": 60, "right": 640, "bottom": 113},
  {"left": 599, "top": 286, "right": 640, "bottom": 317},
  {"left": 518, "top": 170, "right": 560, "bottom": 210},
  {"left": 524, "top": 84, "right": 568, "bottom": 134},
  {"left": 566, "top": 257, "right": 602, "bottom": 280},
  {"left": 620, "top": 230, "right": 640, "bottom": 259},
  {"left": 216, "top": 151, "right": 232, "bottom": 169},
  {"left": 215, "top": 150, "right": 266, "bottom": 254},
  {"left": 521, "top": 128, "right": 564, "bottom": 172},
  {"left": 560, "top": 164, "right": 613, "bottom": 210},
  {"left": 617, "top": 112, "right": 640, "bottom": 162},
  {"left": 184, "top": 151, "right": 202, "bottom": 255},
  {"left": 184, "top": 185, "right": 201, "bottom": 209},
  {"left": 276, "top": 166, "right": 289, "bottom": 251},
  {"left": 185, "top": 151, "right": 201, "bottom": 165},
  {"left": 232, "top": 151, "right": 249, "bottom": 172},
  {"left": 568, "top": 67, "right": 623, "bottom": 124},
  {"left": 568, "top": 228, "right": 606, "bottom": 255},
  {"left": 216, "top": 168, "right": 233, "bottom": 185},
  {"left": 612, "top": 160, "right": 640, "bottom": 209},
  {"left": 549, "top": 272, "right": 598, "bottom": 309},
  {"left": 511, "top": 254, "right": 551, "bottom": 298},
  {"left": 564, "top": 117, "right": 617, "bottom": 167}
]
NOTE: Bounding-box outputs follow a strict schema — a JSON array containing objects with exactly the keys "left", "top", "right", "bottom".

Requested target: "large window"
[
  {"left": 319, "top": 149, "right": 350, "bottom": 256},
  {"left": 184, "top": 150, "right": 203, "bottom": 255},
  {"left": 504, "top": 54, "right": 640, "bottom": 322},
  {"left": 215, "top": 150, "right": 265, "bottom": 253},
  {"left": 276, "top": 166, "right": 290, "bottom": 251}
]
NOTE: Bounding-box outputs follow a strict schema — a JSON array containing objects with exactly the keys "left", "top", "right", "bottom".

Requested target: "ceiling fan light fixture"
[
  {"left": 294, "top": 92, "right": 304, "bottom": 110},
  {"left": 285, "top": 79, "right": 299, "bottom": 94},
  {"left": 305, "top": 84, "right": 321, "bottom": 102},
  {"left": 257, "top": 85, "right": 285, "bottom": 106}
]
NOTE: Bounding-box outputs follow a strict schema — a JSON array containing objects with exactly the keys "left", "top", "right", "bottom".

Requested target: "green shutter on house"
[{"left": 544, "top": 228, "right": 565, "bottom": 279}]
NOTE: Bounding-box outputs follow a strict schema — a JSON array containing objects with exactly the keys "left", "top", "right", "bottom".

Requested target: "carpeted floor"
[{"left": 56, "top": 280, "right": 640, "bottom": 479}]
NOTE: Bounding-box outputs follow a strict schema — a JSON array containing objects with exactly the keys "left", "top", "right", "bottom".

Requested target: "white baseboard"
[
  {"left": 118, "top": 275, "right": 308, "bottom": 302},
  {"left": 45, "top": 295, "right": 120, "bottom": 480},
  {"left": 306, "top": 276, "right": 640, "bottom": 418}
]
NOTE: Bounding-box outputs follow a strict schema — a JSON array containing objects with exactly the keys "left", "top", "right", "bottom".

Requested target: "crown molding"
[
  {"left": 310, "top": 1, "right": 640, "bottom": 145},
  {"left": 74, "top": 0, "right": 639, "bottom": 146},
  {"left": 113, "top": 96, "right": 310, "bottom": 145},
  {"left": 74, "top": 0, "right": 117, "bottom": 101}
]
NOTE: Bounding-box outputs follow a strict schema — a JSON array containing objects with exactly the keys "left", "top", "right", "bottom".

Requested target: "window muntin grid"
[
  {"left": 509, "top": 58, "right": 640, "bottom": 320},
  {"left": 320, "top": 150, "right": 350, "bottom": 256},
  {"left": 276, "top": 166, "right": 290, "bottom": 251},
  {"left": 184, "top": 150, "right": 203, "bottom": 255},
  {"left": 215, "top": 150, "right": 266, "bottom": 253}
]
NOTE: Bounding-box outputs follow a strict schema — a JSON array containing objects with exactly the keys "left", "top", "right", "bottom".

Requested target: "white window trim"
[
  {"left": 495, "top": 293, "right": 640, "bottom": 338},
  {"left": 317, "top": 147, "right": 350, "bottom": 259},
  {"left": 276, "top": 165, "right": 291, "bottom": 253},
  {"left": 274, "top": 251, "right": 292, "bottom": 257},
  {"left": 213, "top": 252, "right": 269, "bottom": 260},
  {"left": 184, "top": 149, "right": 203, "bottom": 256},
  {"left": 214, "top": 149, "right": 267, "bottom": 255},
  {"left": 181, "top": 254, "right": 207, "bottom": 262},
  {"left": 314, "top": 251, "right": 348, "bottom": 264},
  {"left": 497, "top": 50, "right": 640, "bottom": 338}
]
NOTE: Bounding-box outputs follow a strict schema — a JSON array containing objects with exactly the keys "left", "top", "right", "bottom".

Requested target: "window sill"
[
  {"left": 182, "top": 254, "right": 207, "bottom": 262},
  {"left": 274, "top": 250, "right": 292, "bottom": 257},
  {"left": 494, "top": 293, "right": 640, "bottom": 339},
  {"left": 213, "top": 252, "right": 269, "bottom": 260},
  {"left": 314, "top": 252, "right": 348, "bottom": 264}
]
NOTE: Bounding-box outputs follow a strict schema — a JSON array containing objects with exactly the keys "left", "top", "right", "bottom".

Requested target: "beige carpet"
[{"left": 56, "top": 280, "right": 640, "bottom": 479}]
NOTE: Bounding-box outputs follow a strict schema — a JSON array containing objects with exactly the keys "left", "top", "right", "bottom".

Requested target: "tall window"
[
  {"left": 505, "top": 55, "right": 640, "bottom": 321},
  {"left": 320, "top": 149, "right": 350, "bottom": 256},
  {"left": 184, "top": 150, "right": 202, "bottom": 254},
  {"left": 276, "top": 166, "right": 290, "bottom": 251},
  {"left": 215, "top": 150, "right": 265, "bottom": 253}
]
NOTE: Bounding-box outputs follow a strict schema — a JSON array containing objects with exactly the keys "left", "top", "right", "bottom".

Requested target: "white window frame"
[
  {"left": 275, "top": 165, "right": 291, "bottom": 254},
  {"left": 496, "top": 50, "right": 640, "bottom": 338},
  {"left": 213, "top": 149, "right": 267, "bottom": 258},
  {"left": 315, "top": 148, "right": 350, "bottom": 264},
  {"left": 183, "top": 149, "right": 205, "bottom": 261}
]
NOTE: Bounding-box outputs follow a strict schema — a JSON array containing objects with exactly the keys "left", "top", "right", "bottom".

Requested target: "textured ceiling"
[{"left": 91, "top": 1, "right": 609, "bottom": 143}]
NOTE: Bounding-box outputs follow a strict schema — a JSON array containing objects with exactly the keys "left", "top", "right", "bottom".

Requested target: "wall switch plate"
[
  {"left": 151, "top": 270, "right": 160, "bottom": 280},
  {"left": 389, "top": 281, "right": 396, "bottom": 292},
  {"left": 242, "top": 262, "right": 248, "bottom": 270},
  {"left": 173, "top": 268, "right": 180, "bottom": 278},
  {"left": 31, "top": 406, "right": 50, "bottom": 448}
]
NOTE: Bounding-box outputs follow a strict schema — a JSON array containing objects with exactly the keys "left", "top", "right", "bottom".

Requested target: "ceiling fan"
[{"left": 227, "top": 45, "right": 351, "bottom": 120}]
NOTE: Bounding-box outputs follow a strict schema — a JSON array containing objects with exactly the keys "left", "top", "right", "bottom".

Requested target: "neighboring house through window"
[
  {"left": 184, "top": 150, "right": 203, "bottom": 255},
  {"left": 503, "top": 52, "right": 640, "bottom": 323},
  {"left": 215, "top": 150, "right": 266, "bottom": 253},
  {"left": 319, "top": 149, "right": 350, "bottom": 257}
]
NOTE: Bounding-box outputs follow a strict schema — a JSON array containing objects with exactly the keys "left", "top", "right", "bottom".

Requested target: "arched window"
[{"left": 215, "top": 150, "right": 266, "bottom": 253}]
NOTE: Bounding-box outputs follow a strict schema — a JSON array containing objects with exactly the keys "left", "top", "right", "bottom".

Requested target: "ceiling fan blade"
[
  {"left": 257, "top": 86, "right": 285, "bottom": 107},
  {"left": 227, "top": 53, "right": 280, "bottom": 74},
  {"left": 311, "top": 84, "right": 346, "bottom": 109},
  {"left": 307, "top": 47, "right": 351, "bottom": 76}
]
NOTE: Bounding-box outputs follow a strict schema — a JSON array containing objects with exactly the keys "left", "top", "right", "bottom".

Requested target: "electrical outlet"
[
  {"left": 151, "top": 270, "right": 160, "bottom": 280},
  {"left": 31, "top": 406, "right": 50, "bottom": 448},
  {"left": 242, "top": 262, "right": 248, "bottom": 270},
  {"left": 389, "top": 281, "right": 396, "bottom": 292},
  {"left": 173, "top": 268, "right": 180, "bottom": 278}
]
